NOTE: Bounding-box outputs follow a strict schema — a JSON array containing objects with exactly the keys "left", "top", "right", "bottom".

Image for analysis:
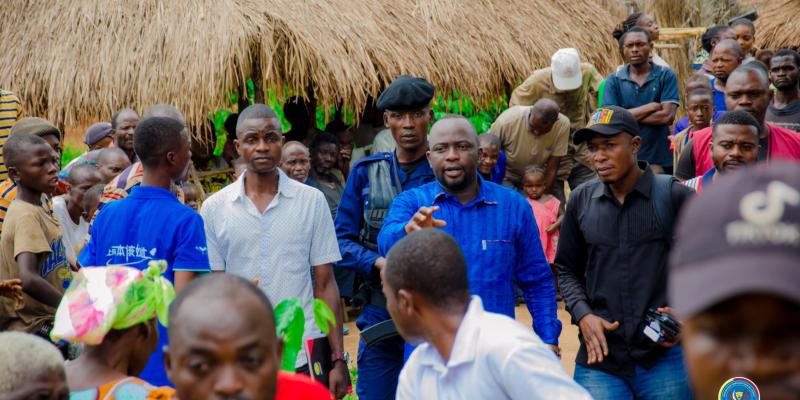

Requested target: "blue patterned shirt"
[{"left": 377, "top": 178, "right": 561, "bottom": 345}]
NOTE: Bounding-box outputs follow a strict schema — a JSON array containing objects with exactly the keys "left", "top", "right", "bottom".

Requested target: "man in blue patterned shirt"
[{"left": 378, "top": 115, "right": 562, "bottom": 353}]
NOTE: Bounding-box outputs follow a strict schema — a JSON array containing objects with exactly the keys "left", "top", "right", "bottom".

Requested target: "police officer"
[{"left": 335, "top": 76, "right": 436, "bottom": 400}]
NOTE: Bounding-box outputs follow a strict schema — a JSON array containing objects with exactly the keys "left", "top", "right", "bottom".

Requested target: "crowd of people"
[{"left": 0, "top": 11, "right": 799, "bottom": 400}]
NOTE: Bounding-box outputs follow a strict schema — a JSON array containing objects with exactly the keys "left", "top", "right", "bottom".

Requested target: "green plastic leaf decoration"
[
  {"left": 274, "top": 298, "right": 305, "bottom": 372},
  {"left": 312, "top": 298, "right": 336, "bottom": 334}
]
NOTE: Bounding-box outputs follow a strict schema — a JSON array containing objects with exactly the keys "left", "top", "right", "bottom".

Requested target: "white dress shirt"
[
  {"left": 200, "top": 169, "right": 342, "bottom": 367},
  {"left": 397, "top": 296, "right": 591, "bottom": 400}
]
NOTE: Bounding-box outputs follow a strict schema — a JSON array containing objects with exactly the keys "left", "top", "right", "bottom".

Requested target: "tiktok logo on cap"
[
  {"left": 719, "top": 377, "right": 759, "bottom": 400},
  {"left": 726, "top": 181, "right": 800, "bottom": 246}
]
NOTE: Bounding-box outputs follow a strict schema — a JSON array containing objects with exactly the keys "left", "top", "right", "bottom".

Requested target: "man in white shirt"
[
  {"left": 52, "top": 164, "right": 101, "bottom": 267},
  {"left": 384, "top": 229, "right": 590, "bottom": 400},
  {"left": 200, "top": 104, "right": 350, "bottom": 399}
]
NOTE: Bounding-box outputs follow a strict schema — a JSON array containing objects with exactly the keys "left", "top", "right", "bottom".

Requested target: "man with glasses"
[{"left": 335, "top": 75, "right": 436, "bottom": 400}]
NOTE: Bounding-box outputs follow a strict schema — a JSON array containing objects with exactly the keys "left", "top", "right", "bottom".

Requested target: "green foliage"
[
  {"left": 274, "top": 298, "right": 337, "bottom": 372},
  {"left": 431, "top": 92, "right": 508, "bottom": 134},
  {"left": 61, "top": 143, "right": 84, "bottom": 168}
]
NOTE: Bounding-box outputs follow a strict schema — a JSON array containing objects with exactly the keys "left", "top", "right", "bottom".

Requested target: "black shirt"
[{"left": 555, "top": 162, "right": 693, "bottom": 377}]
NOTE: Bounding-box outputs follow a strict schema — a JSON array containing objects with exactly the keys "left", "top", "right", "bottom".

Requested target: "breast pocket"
[{"left": 475, "top": 239, "right": 515, "bottom": 279}]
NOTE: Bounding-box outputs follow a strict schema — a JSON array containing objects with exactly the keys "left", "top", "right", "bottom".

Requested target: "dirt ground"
[{"left": 342, "top": 300, "right": 579, "bottom": 376}]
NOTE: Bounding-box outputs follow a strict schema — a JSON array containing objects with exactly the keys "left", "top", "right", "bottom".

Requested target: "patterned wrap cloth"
[{"left": 50, "top": 260, "right": 175, "bottom": 345}]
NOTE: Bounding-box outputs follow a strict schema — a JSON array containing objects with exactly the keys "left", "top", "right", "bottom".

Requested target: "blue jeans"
[
  {"left": 356, "top": 305, "right": 405, "bottom": 400},
  {"left": 573, "top": 346, "right": 693, "bottom": 400}
]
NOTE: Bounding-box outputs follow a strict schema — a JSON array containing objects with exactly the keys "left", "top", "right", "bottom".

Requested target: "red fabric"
[
  {"left": 528, "top": 196, "right": 560, "bottom": 263},
  {"left": 275, "top": 371, "right": 333, "bottom": 400},
  {"left": 692, "top": 124, "right": 800, "bottom": 177}
]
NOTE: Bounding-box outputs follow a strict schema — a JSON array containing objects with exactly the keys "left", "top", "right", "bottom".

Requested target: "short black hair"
[
  {"left": 771, "top": 49, "right": 800, "bottom": 68},
  {"left": 4, "top": 133, "right": 49, "bottom": 169},
  {"left": 687, "top": 87, "right": 713, "bottom": 99},
  {"left": 713, "top": 110, "right": 761, "bottom": 139},
  {"left": 133, "top": 117, "right": 187, "bottom": 168},
  {"left": 477, "top": 133, "right": 501, "bottom": 148},
  {"left": 310, "top": 132, "right": 340, "bottom": 155},
  {"left": 169, "top": 274, "right": 275, "bottom": 340},
  {"left": 618, "top": 26, "right": 651, "bottom": 51},
  {"left": 531, "top": 99, "right": 560, "bottom": 125},
  {"left": 612, "top": 12, "right": 644, "bottom": 40},
  {"left": 730, "top": 18, "right": 755, "bottom": 33},
  {"left": 702, "top": 25, "right": 734, "bottom": 52},
  {"left": 97, "top": 147, "right": 129, "bottom": 165},
  {"left": 730, "top": 62, "right": 770, "bottom": 90},
  {"left": 236, "top": 104, "right": 279, "bottom": 136},
  {"left": 384, "top": 229, "right": 470, "bottom": 310},
  {"left": 111, "top": 108, "right": 138, "bottom": 129},
  {"left": 67, "top": 163, "right": 99, "bottom": 185}
]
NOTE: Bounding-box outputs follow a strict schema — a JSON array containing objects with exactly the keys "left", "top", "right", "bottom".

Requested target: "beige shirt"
[
  {"left": 0, "top": 200, "right": 70, "bottom": 333},
  {"left": 489, "top": 106, "right": 571, "bottom": 184},
  {"left": 509, "top": 63, "right": 602, "bottom": 171}
]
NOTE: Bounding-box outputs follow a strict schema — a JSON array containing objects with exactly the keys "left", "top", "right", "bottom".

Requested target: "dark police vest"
[{"left": 358, "top": 158, "right": 403, "bottom": 309}]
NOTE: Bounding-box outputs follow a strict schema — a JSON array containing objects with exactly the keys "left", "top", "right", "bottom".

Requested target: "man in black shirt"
[
  {"left": 767, "top": 49, "right": 800, "bottom": 131},
  {"left": 556, "top": 106, "right": 693, "bottom": 399}
]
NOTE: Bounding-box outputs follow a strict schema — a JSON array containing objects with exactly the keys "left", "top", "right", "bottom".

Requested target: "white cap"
[{"left": 551, "top": 48, "right": 582, "bottom": 91}]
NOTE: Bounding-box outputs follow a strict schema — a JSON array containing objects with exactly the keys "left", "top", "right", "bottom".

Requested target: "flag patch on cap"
[{"left": 590, "top": 109, "right": 614, "bottom": 125}]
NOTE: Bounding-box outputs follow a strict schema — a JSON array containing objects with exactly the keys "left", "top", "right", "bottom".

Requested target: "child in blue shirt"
[{"left": 79, "top": 116, "right": 210, "bottom": 386}]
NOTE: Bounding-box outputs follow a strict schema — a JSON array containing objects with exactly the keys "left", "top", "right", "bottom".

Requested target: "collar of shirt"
[
  {"left": 416, "top": 296, "right": 485, "bottom": 371},
  {"left": 128, "top": 185, "right": 180, "bottom": 201},
  {"left": 592, "top": 161, "right": 654, "bottom": 200},
  {"left": 391, "top": 150, "right": 435, "bottom": 185},
  {"left": 232, "top": 168, "right": 298, "bottom": 201},
  {"left": 431, "top": 175, "right": 499, "bottom": 208},
  {"left": 617, "top": 62, "right": 662, "bottom": 86}
]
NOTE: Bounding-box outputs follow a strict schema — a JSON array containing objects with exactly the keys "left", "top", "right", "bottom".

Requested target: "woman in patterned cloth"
[{"left": 50, "top": 261, "right": 176, "bottom": 400}]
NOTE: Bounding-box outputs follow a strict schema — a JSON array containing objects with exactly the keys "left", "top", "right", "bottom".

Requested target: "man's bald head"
[
  {"left": 531, "top": 98, "right": 560, "bottom": 125},
  {"left": 713, "top": 39, "right": 744, "bottom": 59},
  {"left": 143, "top": 104, "right": 186, "bottom": 124},
  {"left": 169, "top": 274, "right": 276, "bottom": 341},
  {"left": 429, "top": 115, "right": 478, "bottom": 146}
]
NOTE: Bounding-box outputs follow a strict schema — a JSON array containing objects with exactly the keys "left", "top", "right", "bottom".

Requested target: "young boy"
[
  {"left": 673, "top": 88, "right": 715, "bottom": 167},
  {"left": 0, "top": 117, "right": 64, "bottom": 232},
  {"left": 180, "top": 182, "right": 199, "bottom": 211},
  {"left": 477, "top": 133, "right": 506, "bottom": 184},
  {"left": 79, "top": 116, "right": 210, "bottom": 387},
  {"left": 81, "top": 184, "right": 105, "bottom": 223},
  {"left": 52, "top": 164, "right": 101, "bottom": 268},
  {"left": 0, "top": 133, "right": 70, "bottom": 337}
]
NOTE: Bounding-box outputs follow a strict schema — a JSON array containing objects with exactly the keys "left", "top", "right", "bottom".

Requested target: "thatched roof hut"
[{"left": 0, "top": 0, "right": 618, "bottom": 130}]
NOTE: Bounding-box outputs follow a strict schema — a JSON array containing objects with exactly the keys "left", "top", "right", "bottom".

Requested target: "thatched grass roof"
[
  {"left": 0, "top": 0, "right": 618, "bottom": 130},
  {"left": 746, "top": 0, "right": 800, "bottom": 50}
]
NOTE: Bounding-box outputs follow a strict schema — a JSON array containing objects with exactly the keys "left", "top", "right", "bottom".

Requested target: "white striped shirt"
[{"left": 200, "top": 168, "right": 341, "bottom": 367}]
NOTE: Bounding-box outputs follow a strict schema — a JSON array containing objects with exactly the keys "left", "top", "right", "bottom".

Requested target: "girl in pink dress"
[{"left": 522, "top": 166, "right": 563, "bottom": 263}]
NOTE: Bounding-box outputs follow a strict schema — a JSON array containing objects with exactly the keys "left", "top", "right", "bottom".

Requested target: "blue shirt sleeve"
[
  {"left": 673, "top": 116, "right": 689, "bottom": 134},
  {"left": 600, "top": 74, "right": 621, "bottom": 107},
  {"left": 513, "top": 194, "right": 562, "bottom": 345},
  {"left": 377, "top": 190, "right": 419, "bottom": 257},
  {"left": 172, "top": 212, "right": 211, "bottom": 272},
  {"left": 659, "top": 68, "right": 681, "bottom": 105},
  {"left": 334, "top": 165, "right": 379, "bottom": 274}
]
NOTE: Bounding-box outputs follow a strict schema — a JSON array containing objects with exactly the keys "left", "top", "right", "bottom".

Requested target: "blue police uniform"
[{"left": 334, "top": 151, "right": 434, "bottom": 400}]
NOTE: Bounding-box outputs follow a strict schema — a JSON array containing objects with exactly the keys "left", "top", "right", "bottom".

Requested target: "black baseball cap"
[
  {"left": 669, "top": 161, "right": 800, "bottom": 318},
  {"left": 376, "top": 75, "right": 435, "bottom": 111},
  {"left": 573, "top": 106, "right": 640, "bottom": 145}
]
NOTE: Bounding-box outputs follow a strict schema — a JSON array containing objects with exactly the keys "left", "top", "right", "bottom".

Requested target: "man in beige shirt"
[
  {"left": 489, "top": 99, "right": 570, "bottom": 199},
  {"left": 509, "top": 48, "right": 601, "bottom": 198}
]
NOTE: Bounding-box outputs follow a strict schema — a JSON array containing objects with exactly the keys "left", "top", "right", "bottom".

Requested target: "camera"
[{"left": 643, "top": 308, "right": 680, "bottom": 344}]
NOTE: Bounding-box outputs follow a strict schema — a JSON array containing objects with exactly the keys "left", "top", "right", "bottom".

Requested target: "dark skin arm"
[
  {"left": 313, "top": 264, "right": 351, "bottom": 399},
  {"left": 16, "top": 252, "right": 62, "bottom": 307},
  {"left": 640, "top": 103, "right": 678, "bottom": 125},
  {"left": 174, "top": 271, "right": 197, "bottom": 293},
  {"left": 628, "top": 102, "right": 662, "bottom": 120},
  {"left": 544, "top": 156, "right": 562, "bottom": 194}
]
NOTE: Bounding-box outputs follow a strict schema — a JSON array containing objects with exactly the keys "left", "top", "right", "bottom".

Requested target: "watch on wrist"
[{"left": 331, "top": 352, "right": 347, "bottom": 364}]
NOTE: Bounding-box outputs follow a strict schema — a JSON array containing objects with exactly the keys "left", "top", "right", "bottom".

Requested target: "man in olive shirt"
[
  {"left": 510, "top": 48, "right": 602, "bottom": 194},
  {"left": 489, "top": 99, "right": 570, "bottom": 200}
]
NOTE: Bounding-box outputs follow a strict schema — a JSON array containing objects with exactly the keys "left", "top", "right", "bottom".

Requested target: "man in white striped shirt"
[{"left": 200, "top": 104, "right": 350, "bottom": 399}]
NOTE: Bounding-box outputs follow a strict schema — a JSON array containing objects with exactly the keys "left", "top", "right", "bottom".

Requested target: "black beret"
[{"left": 376, "top": 75, "right": 435, "bottom": 111}]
